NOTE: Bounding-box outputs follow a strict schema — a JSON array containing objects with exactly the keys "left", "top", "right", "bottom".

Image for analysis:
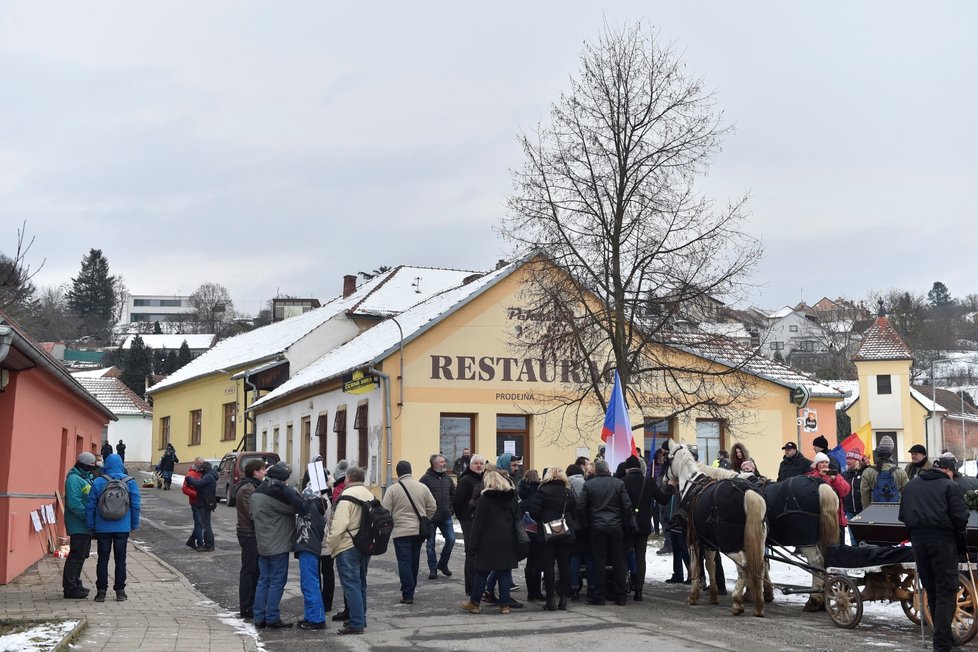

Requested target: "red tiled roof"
[{"left": 852, "top": 315, "right": 913, "bottom": 361}]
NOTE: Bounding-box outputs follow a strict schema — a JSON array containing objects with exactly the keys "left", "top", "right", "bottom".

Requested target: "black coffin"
[{"left": 850, "top": 504, "right": 978, "bottom": 549}]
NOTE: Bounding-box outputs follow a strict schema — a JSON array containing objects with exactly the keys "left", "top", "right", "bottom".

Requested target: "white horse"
[{"left": 666, "top": 441, "right": 768, "bottom": 617}]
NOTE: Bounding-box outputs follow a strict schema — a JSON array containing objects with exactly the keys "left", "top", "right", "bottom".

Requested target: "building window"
[
  {"left": 261, "top": 429, "right": 268, "bottom": 451},
  {"left": 189, "top": 410, "right": 202, "bottom": 446},
  {"left": 696, "top": 419, "right": 723, "bottom": 466},
  {"left": 315, "top": 413, "right": 329, "bottom": 461},
  {"left": 789, "top": 325, "right": 798, "bottom": 333},
  {"left": 643, "top": 416, "right": 672, "bottom": 457},
  {"left": 334, "top": 408, "right": 347, "bottom": 462},
  {"left": 300, "top": 416, "right": 312, "bottom": 475},
  {"left": 877, "top": 375, "right": 892, "bottom": 395},
  {"left": 497, "top": 414, "right": 529, "bottom": 470},
  {"left": 273, "top": 427, "right": 280, "bottom": 454},
  {"left": 354, "top": 404, "right": 368, "bottom": 468},
  {"left": 160, "top": 416, "right": 170, "bottom": 450},
  {"left": 286, "top": 424, "right": 294, "bottom": 464},
  {"left": 441, "top": 414, "right": 475, "bottom": 470},
  {"left": 222, "top": 401, "right": 237, "bottom": 441},
  {"left": 770, "top": 341, "right": 784, "bottom": 351}
]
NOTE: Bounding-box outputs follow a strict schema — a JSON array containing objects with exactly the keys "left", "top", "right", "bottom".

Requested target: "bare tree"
[
  {"left": 500, "top": 22, "right": 763, "bottom": 444},
  {"left": 1, "top": 222, "right": 44, "bottom": 320},
  {"left": 189, "top": 282, "right": 235, "bottom": 336}
]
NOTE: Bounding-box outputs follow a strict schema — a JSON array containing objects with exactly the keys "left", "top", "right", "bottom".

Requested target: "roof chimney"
[
  {"left": 342, "top": 275, "right": 358, "bottom": 298},
  {"left": 496, "top": 259, "right": 507, "bottom": 270}
]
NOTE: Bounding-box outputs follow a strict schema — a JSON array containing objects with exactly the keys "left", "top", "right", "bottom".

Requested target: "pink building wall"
[{"left": 0, "top": 367, "right": 106, "bottom": 584}]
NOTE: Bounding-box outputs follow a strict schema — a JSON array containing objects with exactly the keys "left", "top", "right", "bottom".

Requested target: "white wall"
[
  {"left": 110, "top": 415, "right": 154, "bottom": 464},
  {"left": 285, "top": 315, "right": 362, "bottom": 373},
  {"left": 868, "top": 374, "right": 905, "bottom": 430}
]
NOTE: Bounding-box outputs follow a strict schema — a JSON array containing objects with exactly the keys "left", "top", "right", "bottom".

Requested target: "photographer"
[{"left": 805, "top": 452, "right": 851, "bottom": 542}]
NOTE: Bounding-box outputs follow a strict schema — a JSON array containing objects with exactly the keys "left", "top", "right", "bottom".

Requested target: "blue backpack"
[{"left": 871, "top": 467, "right": 899, "bottom": 503}]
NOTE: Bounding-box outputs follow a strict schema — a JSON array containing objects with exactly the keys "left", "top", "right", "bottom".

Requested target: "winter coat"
[
  {"left": 86, "top": 454, "right": 140, "bottom": 534},
  {"left": 860, "top": 460, "right": 910, "bottom": 507},
  {"left": 567, "top": 473, "right": 585, "bottom": 499},
  {"left": 252, "top": 478, "right": 306, "bottom": 556},
  {"left": 958, "top": 476, "right": 978, "bottom": 492},
  {"left": 805, "top": 468, "right": 852, "bottom": 527},
  {"left": 731, "top": 443, "right": 757, "bottom": 474},
  {"left": 842, "top": 467, "right": 864, "bottom": 514},
  {"left": 158, "top": 449, "right": 178, "bottom": 472},
  {"left": 578, "top": 473, "right": 632, "bottom": 531},
  {"left": 381, "top": 474, "right": 437, "bottom": 539},
  {"left": 468, "top": 488, "right": 521, "bottom": 571},
  {"left": 294, "top": 496, "right": 327, "bottom": 557},
  {"left": 622, "top": 468, "right": 669, "bottom": 535},
  {"left": 777, "top": 452, "right": 812, "bottom": 482},
  {"left": 185, "top": 463, "right": 218, "bottom": 508},
  {"left": 183, "top": 468, "right": 201, "bottom": 504},
  {"left": 320, "top": 499, "right": 333, "bottom": 556},
  {"left": 517, "top": 479, "right": 540, "bottom": 513},
  {"left": 420, "top": 468, "right": 455, "bottom": 521},
  {"left": 331, "top": 479, "right": 347, "bottom": 506},
  {"left": 327, "top": 483, "right": 375, "bottom": 557},
  {"left": 905, "top": 459, "right": 932, "bottom": 481},
  {"left": 100, "top": 442, "right": 113, "bottom": 459},
  {"left": 452, "top": 468, "right": 483, "bottom": 522},
  {"left": 64, "top": 465, "right": 94, "bottom": 535},
  {"left": 235, "top": 476, "right": 261, "bottom": 535},
  {"left": 899, "top": 469, "right": 969, "bottom": 539},
  {"left": 116, "top": 443, "right": 126, "bottom": 461},
  {"left": 452, "top": 455, "right": 470, "bottom": 477},
  {"left": 527, "top": 480, "right": 575, "bottom": 539}
]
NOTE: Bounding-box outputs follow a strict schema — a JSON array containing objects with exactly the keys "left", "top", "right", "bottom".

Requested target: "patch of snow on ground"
[
  {"left": 0, "top": 620, "right": 79, "bottom": 652},
  {"left": 216, "top": 611, "right": 266, "bottom": 650}
]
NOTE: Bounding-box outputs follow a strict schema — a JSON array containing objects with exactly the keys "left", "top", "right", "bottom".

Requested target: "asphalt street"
[{"left": 135, "top": 486, "right": 937, "bottom": 651}]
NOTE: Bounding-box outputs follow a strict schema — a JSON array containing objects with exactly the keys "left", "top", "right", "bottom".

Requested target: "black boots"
[{"left": 544, "top": 596, "right": 557, "bottom": 611}]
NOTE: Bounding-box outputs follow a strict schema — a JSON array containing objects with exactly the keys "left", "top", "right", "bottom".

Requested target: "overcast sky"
[{"left": 2, "top": 2, "right": 976, "bottom": 317}]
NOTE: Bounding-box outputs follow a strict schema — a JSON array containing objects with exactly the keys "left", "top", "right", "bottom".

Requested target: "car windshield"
[{"left": 237, "top": 454, "right": 279, "bottom": 471}]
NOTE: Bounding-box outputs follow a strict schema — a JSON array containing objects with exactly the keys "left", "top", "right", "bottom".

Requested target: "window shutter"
[
  {"left": 354, "top": 404, "right": 367, "bottom": 429},
  {"left": 333, "top": 409, "right": 347, "bottom": 433}
]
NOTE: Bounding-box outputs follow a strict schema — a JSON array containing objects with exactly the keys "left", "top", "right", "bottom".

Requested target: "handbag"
[
  {"left": 543, "top": 491, "right": 573, "bottom": 543},
  {"left": 398, "top": 480, "right": 431, "bottom": 541},
  {"left": 521, "top": 511, "right": 539, "bottom": 535}
]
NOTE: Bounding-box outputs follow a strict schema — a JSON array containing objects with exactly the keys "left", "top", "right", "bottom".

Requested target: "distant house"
[
  {"left": 73, "top": 376, "right": 154, "bottom": 463},
  {"left": 0, "top": 312, "right": 116, "bottom": 585},
  {"left": 760, "top": 308, "right": 833, "bottom": 372},
  {"left": 272, "top": 298, "right": 321, "bottom": 322},
  {"left": 125, "top": 294, "right": 193, "bottom": 324}
]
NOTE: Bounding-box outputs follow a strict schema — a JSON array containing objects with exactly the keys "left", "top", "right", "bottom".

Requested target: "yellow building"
[{"left": 249, "top": 260, "right": 841, "bottom": 490}]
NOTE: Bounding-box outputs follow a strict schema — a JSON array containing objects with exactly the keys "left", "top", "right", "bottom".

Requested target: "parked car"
[{"left": 215, "top": 451, "right": 280, "bottom": 506}]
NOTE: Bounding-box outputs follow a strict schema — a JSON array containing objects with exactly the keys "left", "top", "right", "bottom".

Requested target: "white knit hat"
[{"left": 812, "top": 452, "right": 830, "bottom": 466}]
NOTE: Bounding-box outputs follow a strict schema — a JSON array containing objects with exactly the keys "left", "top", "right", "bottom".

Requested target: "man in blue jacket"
[
  {"left": 184, "top": 460, "right": 218, "bottom": 551},
  {"left": 86, "top": 453, "right": 140, "bottom": 602},
  {"left": 63, "top": 452, "right": 97, "bottom": 599}
]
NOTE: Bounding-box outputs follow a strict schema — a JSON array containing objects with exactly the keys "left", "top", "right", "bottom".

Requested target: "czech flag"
[{"left": 601, "top": 371, "right": 636, "bottom": 470}]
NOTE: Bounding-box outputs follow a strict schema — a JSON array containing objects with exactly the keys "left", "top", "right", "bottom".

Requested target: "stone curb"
[{"left": 53, "top": 616, "right": 88, "bottom": 652}]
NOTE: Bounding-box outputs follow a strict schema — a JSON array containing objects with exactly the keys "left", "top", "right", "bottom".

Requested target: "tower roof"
[{"left": 852, "top": 315, "right": 913, "bottom": 361}]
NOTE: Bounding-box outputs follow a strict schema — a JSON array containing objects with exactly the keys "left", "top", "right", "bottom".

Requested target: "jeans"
[
  {"left": 569, "top": 552, "right": 595, "bottom": 594},
  {"left": 472, "top": 569, "right": 511, "bottom": 605},
  {"left": 95, "top": 532, "right": 129, "bottom": 591},
  {"left": 63, "top": 534, "right": 91, "bottom": 594},
  {"left": 912, "top": 534, "right": 960, "bottom": 652},
  {"left": 190, "top": 507, "right": 202, "bottom": 546},
  {"left": 161, "top": 470, "right": 173, "bottom": 488},
  {"left": 426, "top": 515, "right": 456, "bottom": 571},
  {"left": 670, "top": 529, "right": 690, "bottom": 580},
  {"left": 459, "top": 519, "right": 476, "bottom": 595},
  {"left": 393, "top": 536, "right": 423, "bottom": 598},
  {"left": 591, "top": 528, "right": 626, "bottom": 601},
  {"left": 237, "top": 534, "right": 259, "bottom": 616},
  {"left": 320, "top": 555, "right": 335, "bottom": 612},
  {"left": 335, "top": 547, "right": 370, "bottom": 630},
  {"left": 192, "top": 505, "right": 214, "bottom": 547},
  {"left": 253, "top": 553, "right": 289, "bottom": 624},
  {"left": 298, "top": 551, "right": 325, "bottom": 624}
]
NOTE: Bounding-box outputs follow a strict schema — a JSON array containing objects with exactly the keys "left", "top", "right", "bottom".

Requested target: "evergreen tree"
[
  {"left": 928, "top": 281, "right": 952, "bottom": 308},
  {"left": 153, "top": 346, "right": 168, "bottom": 375},
  {"left": 65, "top": 249, "right": 119, "bottom": 341},
  {"left": 121, "top": 335, "right": 153, "bottom": 395},
  {"left": 162, "top": 349, "right": 179, "bottom": 375},
  {"left": 153, "top": 320, "right": 163, "bottom": 334},
  {"left": 177, "top": 340, "right": 193, "bottom": 368}
]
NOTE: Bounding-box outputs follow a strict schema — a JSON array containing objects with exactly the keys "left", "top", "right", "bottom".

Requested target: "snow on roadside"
[{"left": 0, "top": 620, "right": 79, "bottom": 652}]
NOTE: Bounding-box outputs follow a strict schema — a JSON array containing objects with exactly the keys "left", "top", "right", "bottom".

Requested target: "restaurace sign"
[{"left": 430, "top": 354, "right": 610, "bottom": 384}]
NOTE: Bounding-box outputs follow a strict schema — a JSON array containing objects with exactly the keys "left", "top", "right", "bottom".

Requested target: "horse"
[{"left": 666, "top": 441, "right": 768, "bottom": 617}]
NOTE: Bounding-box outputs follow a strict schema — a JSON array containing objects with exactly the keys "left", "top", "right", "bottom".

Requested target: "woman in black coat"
[
  {"left": 528, "top": 467, "right": 576, "bottom": 611},
  {"left": 517, "top": 470, "right": 543, "bottom": 600},
  {"left": 460, "top": 471, "right": 521, "bottom": 615}
]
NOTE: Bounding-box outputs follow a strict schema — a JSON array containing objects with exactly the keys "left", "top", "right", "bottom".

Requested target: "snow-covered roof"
[
  {"left": 827, "top": 380, "right": 860, "bottom": 410},
  {"left": 697, "top": 322, "right": 751, "bottom": 340},
  {"left": 251, "top": 264, "right": 515, "bottom": 410},
  {"left": 852, "top": 316, "right": 913, "bottom": 361},
  {"left": 70, "top": 367, "right": 118, "bottom": 379},
  {"left": 75, "top": 377, "right": 152, "bottom": 417},
  {"left": 121, "top": 334, "right": 216, "bottom": 350},
  {"left": 348, "top": 266, "right": 479, "bottom": 317},
  {"left": 769, "top": 306, "right": 794, "bottom": 319}
]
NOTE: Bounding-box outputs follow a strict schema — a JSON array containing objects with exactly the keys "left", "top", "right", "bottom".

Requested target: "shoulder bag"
[
  {"left": 542, "top": 490, "right": 573, "bottom": 543},
  {"left": 398, "top": 479, "right": 431, "bottom": 542}
]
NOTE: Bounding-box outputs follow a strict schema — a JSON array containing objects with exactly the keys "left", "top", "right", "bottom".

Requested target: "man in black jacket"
[
  {"left": 452, "top": 455, "right": 485, "bottom": 595},
  {"left": 420, "top": 454, "right": 456, "bottom": 580},
  {"left": 899, "top": 456, "right": 969, "bottom": 652},
  {"left": 578, "top": 459, "right": 633, "bottom": 606},
  {"left": 184, "top": 461, "right": 218, "bottom": 552},
  {"left": 621, "top": 456, "right": 670, "bottom": 601},
  {"left": 842, "top": 451, "right": 865, "bottom": 545},
  {"left": 777, "top": 442, "right": 811, "bottom": 482}
]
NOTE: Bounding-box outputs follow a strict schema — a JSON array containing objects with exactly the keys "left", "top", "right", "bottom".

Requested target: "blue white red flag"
[{"left": 601, "top": 371, "right": 636, "bottom": 470}]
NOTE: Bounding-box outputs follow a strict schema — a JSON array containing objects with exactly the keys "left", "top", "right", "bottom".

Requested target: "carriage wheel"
[
  {"left": 898, "top": 572, "right": 922, "bottom": 625},
  {"left": 921, "top": 572, "right": 978, "bottom": 646},
  {"left": 825, "top": 575, "right": 863, "bottom": 629}
]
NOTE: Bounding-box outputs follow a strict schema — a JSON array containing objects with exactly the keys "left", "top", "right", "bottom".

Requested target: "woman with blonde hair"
[
  {"left": 528, "top": 466, "right": 575, "bottom": 610},
  {"left": 460, "top": 471, "right": 521, "bottom": 615}
]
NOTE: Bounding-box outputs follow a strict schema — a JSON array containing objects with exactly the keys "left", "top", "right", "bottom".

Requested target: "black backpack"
[{"left": 339, "top": 495, "right": 394, "bottom": 556}]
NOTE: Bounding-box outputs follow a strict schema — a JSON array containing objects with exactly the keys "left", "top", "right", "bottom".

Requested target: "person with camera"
[
  {"left": 900, "top": 455, "right": 969, "bottom": 652},
  {"left": 805, "top": 452, "right": 851, "bottom": 541}
]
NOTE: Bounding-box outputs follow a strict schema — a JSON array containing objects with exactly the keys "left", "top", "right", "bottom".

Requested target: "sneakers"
[
  {"left": 336, "top": 626, "right": 364, "bottom": 635},
  {"left": 63, "top": 589, "right": 89, "bottom": 599},
  {"left": 94, "top": 591, "right": 106, "bottom": 603},
  {"left": 297, "top": 620, "right": 325, "bottom": 630},
  {"left": 437, "top": 562, "right": 453, "bottom": 577},
  {"left": 266, "top": 621, "right": 293, "bottom": 629},
  {"left": 116, "top": 590, "right": 128, "bottom": 602},
  {"left": 499, "top": 604, "right": 511, "bottom": 615},
  {"left": 460, "top": 600, "right": 481, "bottom": 614},
  {"left": 400, "top": 597, "right": 414, "bottom": 604},
  {"left": 197, "top": 546, "right": 215, "bottom": 552},
  {"left": 331, "top": 610, "right": 349, "bottom": 622},
  {"left": 428, "top": 570, "right": 438, "bottom": 580},
  {"left": 510, "top": 582, "right": 521, "bottom": 591},
  {"left": 481, "top": 591, "right": 498, "bottom": 605}
]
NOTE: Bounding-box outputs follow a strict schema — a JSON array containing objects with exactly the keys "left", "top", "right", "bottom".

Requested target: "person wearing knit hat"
[
  {"left": 63, "top": 452, "right": 98, "bottom": 598},
  {"left": 860, "top": 436, "right": 909, "bottom": 507},
  {"left": 905, "top": 444, "right": 932, "bottom": 481},
  {"left": 842, "top": 450, "right": 866, "bottom": 545},
  {"left": 331, "top": 460, "right": 350, "bottom": 505},
  {"left": 812, "top": 435, "right": 829, "bottom": 453},
  {"left": 805, "top": 449, "right": 851, "bottom": 539}
]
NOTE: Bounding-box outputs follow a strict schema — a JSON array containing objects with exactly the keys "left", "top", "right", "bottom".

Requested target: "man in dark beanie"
[
  {"left": 381, "top": 460, "right": 436, "bottom": 605},
  {"left": 905, "top": 444, "right": 932, "bottom": 481},
  {"left": 452, "top": 454, "right": 486, "bottom": 596}
]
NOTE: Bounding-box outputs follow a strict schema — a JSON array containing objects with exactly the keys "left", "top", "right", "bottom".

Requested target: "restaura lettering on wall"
[{"left": 429, "top": 355, "right": 610, "bottom": 384}]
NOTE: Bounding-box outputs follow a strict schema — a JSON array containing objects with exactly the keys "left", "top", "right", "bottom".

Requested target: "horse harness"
[{"left": 768, "top": 475, "right": 823, "bottom": 521}]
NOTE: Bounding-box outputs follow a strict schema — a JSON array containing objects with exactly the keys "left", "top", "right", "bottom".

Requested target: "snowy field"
[{"left": 0, "top": 620, "right": 79, "bottom": 652}]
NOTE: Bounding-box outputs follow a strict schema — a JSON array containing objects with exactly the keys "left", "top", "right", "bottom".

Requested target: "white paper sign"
[
  {"left": 504, "top": 440, "right": 516, "bottom": 455},
  {"left": 30, "top": 511, "right": 42, "bottom": 532},
  {"left": 45, "top": 505, "right": 56, "bottom": 524},
  {"left": 307, "top": 460, "right": 328, "bottom": 493}
]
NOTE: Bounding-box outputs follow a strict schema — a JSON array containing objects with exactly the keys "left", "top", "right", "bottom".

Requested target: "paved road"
[{"left": 136, "top": 486, "right": 935, "bottom": 651}]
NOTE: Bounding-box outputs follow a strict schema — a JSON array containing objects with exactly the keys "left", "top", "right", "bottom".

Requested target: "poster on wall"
[
  {"left": 30, "top": 511, "right": 42, "bottom": 532},
  {"left": 504, "top": 440, "right": 516, "bottom": 455},
  {"left": 801, "top": 408, "right": 818, "bottom": 433},
  {"left": 45, "top": 505, "right": 56, "bottom": 524}
]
